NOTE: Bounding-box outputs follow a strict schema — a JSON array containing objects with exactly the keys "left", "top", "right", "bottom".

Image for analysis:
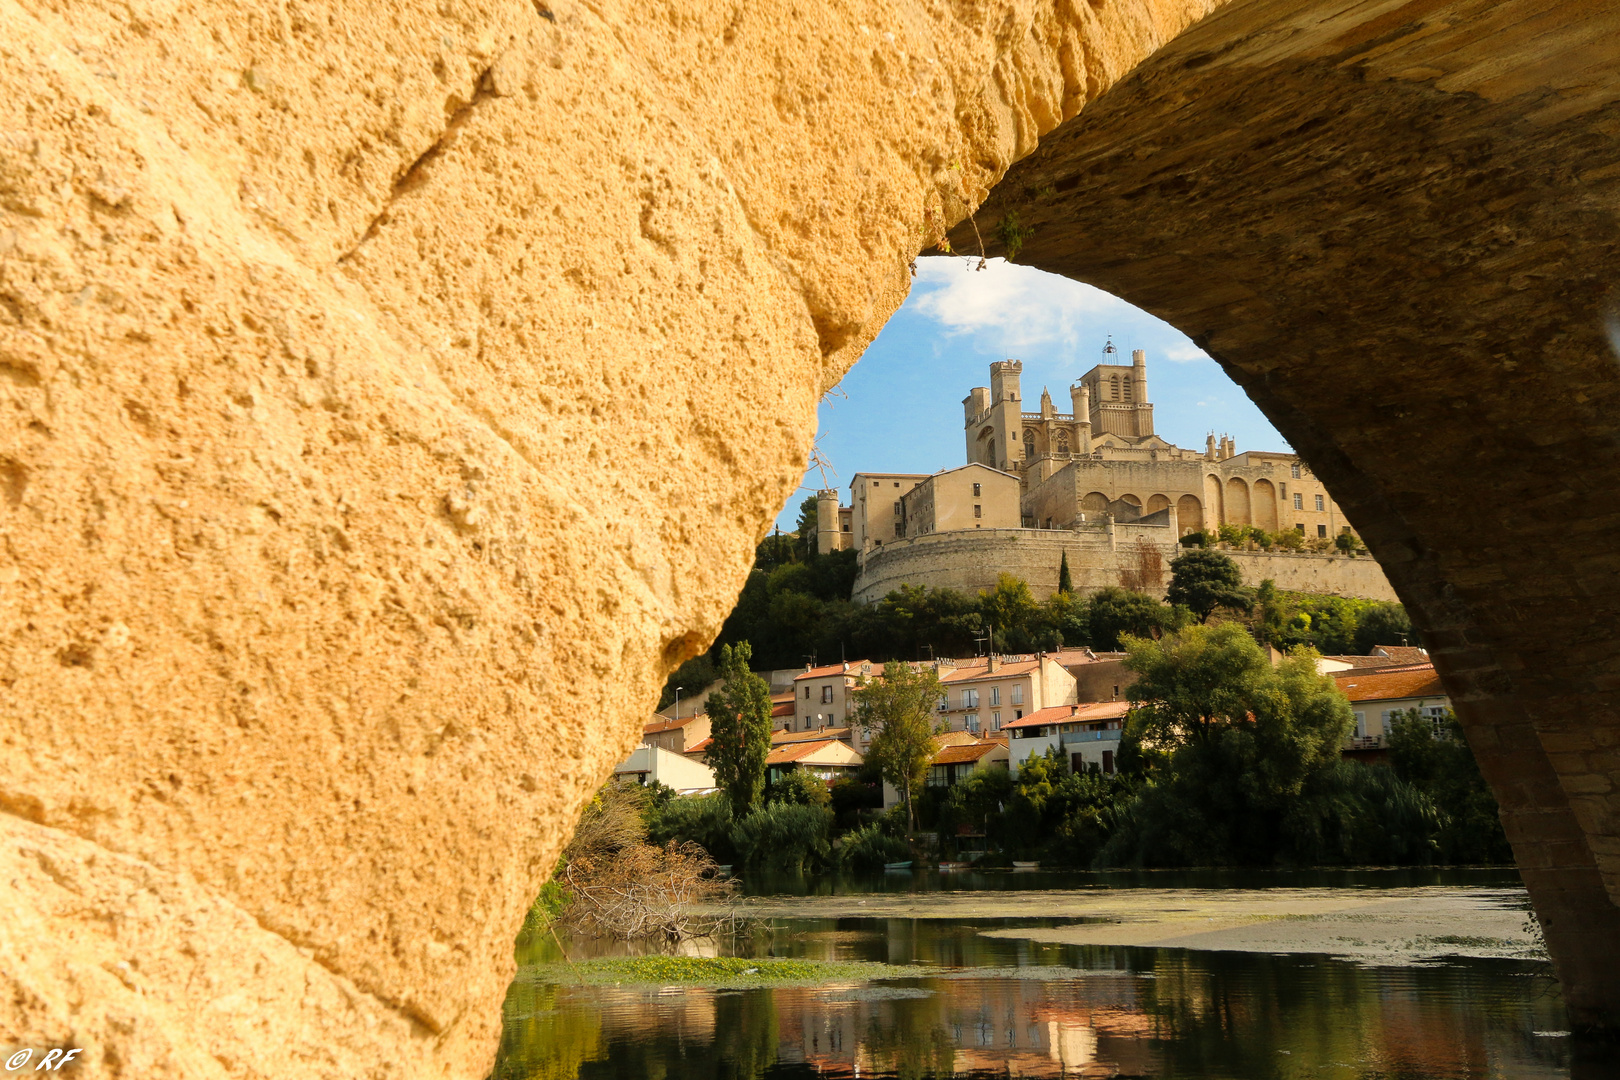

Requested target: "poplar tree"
[
  {"left": 855, "top": 663, "right": 944, "bottom": 829},
  {"left": 705, "top": 642, "right": 772, "bottom": 818},
  {"left": 1058, "top": 551, "right": 1074, "bottom": 595}
]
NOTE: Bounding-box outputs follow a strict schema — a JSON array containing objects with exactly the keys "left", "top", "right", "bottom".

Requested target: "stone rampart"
[{"left": 852, "top": 528, "right": 1396, "bottom": 604}]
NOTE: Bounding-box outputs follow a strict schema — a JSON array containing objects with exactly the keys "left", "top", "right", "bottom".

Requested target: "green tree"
[
  {"left": 1250, "top": 578, "right": 1290, "bottom": 646},
  {"left": 705, "top": 642, "right": 773, "bottom": 818},
  {"left": 854, "top": 662, "right": 945, "bottom": 828},
  {"left": 1086, "top": 586, "right": 1181, "bottom": 650},
  {"left": 793, "top": 495, "right": 819, "bottom": 561},
  {"left": 1388, "top": 708, "right": 1511, "bottom": 863},
  {"left": 1167, "top": 548, "right": 1251, "bottom": 623},
  {"left": 1352, "top": 602, "right": 1415, "bottom": 654},
  {"left": 1104, "top": 624, "right": 1356, "bottom": 866},
  {"left": 1058, "top": 551, "right": 1074, "bottom": 594},
  {"left": 979, "top": 573, "right": 1038, "bottom": 646}
]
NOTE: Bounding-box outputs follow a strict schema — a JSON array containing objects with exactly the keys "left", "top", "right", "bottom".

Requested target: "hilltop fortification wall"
[{"left": 852, "top": 527, "right": 1397, "bottom": 604}]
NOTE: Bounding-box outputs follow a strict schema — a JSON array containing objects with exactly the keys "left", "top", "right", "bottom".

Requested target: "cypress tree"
[{"left": 1057, "top": 551, "right": 1074, "bottom": 595}]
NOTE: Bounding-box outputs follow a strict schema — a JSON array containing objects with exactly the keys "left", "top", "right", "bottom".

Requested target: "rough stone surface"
[
  {"left": 0, "top": 0, "right": 1218, "bottom": 1076},
  {"left": 953, "top": 0, "right": 1620, "bottom": 1036}
]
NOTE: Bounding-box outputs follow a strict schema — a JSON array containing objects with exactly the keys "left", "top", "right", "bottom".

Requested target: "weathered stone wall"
[
  {"left": 0, "top": 0, "right": 1221, "bottom": 1076},
  {"left": 852, "top": 526, "right": 1395, "bottom": 603},
  {"left": 1224, "top": 551, "right": 1397, "bottom": 603}
]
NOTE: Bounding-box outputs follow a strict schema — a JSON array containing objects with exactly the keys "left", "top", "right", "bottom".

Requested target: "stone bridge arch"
[
  {"left": 950, "top": 0, "right": 1620, "bottom": 1040},
  {"left": 5, "top": 0, "right": 1620, "bottom": 1075}
]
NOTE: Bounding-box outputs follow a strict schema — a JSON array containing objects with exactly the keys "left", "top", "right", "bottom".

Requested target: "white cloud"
[
  {"left": 910, "top": 257, "right": 1133, "bottom": 353},
  {"left": 1161, "top": 343, "right": 1211, "bottom": 363}
]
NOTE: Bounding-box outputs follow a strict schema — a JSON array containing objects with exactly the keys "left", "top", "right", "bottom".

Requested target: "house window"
[
  {"left": 1354, "top": 711, "right": 1367, "bottom": 738},
  {"left": 804, "top": 686, "right": 810, "bottom": 699},
  {"left": 1011, "top": 685, "right": 1024, "bottom": 705},
  {"left": 990, "top": 687, "right": 1001, "bottom": 706},
  {"left": 927, "top": 765, "right": 949, "bottom": 787},
  {"left": 893, "top": 482, "right": 900, "bottom": 487},
  {"left": 1424, "top": 705, "right": 1450, "bottom": 737},
  {"left": 938, "top": 694, "right": 948, "bottom": 712},
  {"left": 1293, "top": 493, "right": 1303, "bottom": 510},
  {"left": 894, "top": 524, "right": 903, "bottom": 538},
  {"left": 821, "top": 685, "right": 833, "bottom": 703},
  {"left": 1291, "top": 464, "right": 1301, "bottom": 478},
  {"left": 973, "top": 483, "right": 982, "bottom": 496},
  {"left": 1315, "top": 494, "right": 1325, "bottom": 511},
  {"left": 893, "top": 500, "right": 902, "bottom": 515},
  {"left": 974, "top": 505, "right": 982, "bottom": 518},
  {"left": 991, "top": 712, "right": 1001, "bottom": 731},
  {"left": 1295, "top": 523, "right": 1305, "bottom": 533},
  {"left": 1014, "top": 709, "right": 1023, "bottom": 720},
  {"left": 1318, "top": 524, "right": 1328, "bottom": 538},
  {"left": 964, "top": 689, "right": 979, "bottom": 708},
  {"left": 828, "top": 712, "right": 835, "bottom": 725},
  {"left": 967, "top": 714, "right": 980, "bottom": 734},
  {"left": 1102, "top": 750, "right": 1115, "bottom": 775}
]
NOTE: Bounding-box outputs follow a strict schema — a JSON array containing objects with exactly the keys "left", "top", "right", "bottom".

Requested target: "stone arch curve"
[
  {"left": 1224, "top": 477, "right": 1250, "bottom": 527},
  {"left": 945, "top": 0, "right": 1620, "bottom": 1034},
  {"left": 11, "top": 0, "right": 1620, "bottom": 1069},
  {"left": 1203, "top": 473, "right": 1225, "bottom": 531},
  {"left": 1176, "top": 494, "right": 1203, "bottom": 535},
  {"left": 1252, "top": 478, "right": 1278, "bottom": 532}
]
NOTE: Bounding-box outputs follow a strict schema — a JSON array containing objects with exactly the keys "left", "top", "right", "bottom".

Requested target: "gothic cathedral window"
[{"left": 1023, "top": 429, "right": 1035, "bottom": 458}]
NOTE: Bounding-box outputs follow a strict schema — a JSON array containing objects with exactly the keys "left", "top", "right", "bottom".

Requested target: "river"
[{"left": 494, "top": 867, "right": 1586, "bottom": 1079}]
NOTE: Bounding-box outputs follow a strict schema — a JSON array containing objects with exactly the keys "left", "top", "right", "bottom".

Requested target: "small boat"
[
  {"left": 938, "top": 861, "right": 970, "bottom": 871},
  {"left": 1012, "top": 861, "right": 1040, "bottom": 870},
  {"left": 883, "top": 860, "right": 914, "bottom": 871}
]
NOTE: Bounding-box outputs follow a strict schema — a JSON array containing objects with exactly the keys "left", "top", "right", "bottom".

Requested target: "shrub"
[
  {"left": 646, "top": 793, "right": 736, "bottom": 863},
  {"left": 767, "top": 768, "right": 832, "bottom": 808},
  {"left": 830, "top": 776, "right": 883, "bottom": 816},
  {"left": 730, "top": 802, "right": 834, "bottom": 873},
  {"left": 836, "top": 822, "right": 912, "bottom": 871},
  {"left": 1179, "top": 530, "right": 1208, "bottom": 548}
]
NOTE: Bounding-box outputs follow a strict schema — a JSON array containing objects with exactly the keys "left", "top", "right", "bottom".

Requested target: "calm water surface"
[{"left": 495, "top": 869, "right": 1576, "bottom": 1079}]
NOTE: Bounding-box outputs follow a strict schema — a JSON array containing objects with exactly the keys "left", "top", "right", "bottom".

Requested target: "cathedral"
[{"left": 962, "top": 343, "right": 1349, "bottom": 539}]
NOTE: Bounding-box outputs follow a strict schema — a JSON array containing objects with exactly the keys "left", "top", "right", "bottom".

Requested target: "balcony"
[{"left": 1344, "top": 735, "right": 1386, "bottom": 751}]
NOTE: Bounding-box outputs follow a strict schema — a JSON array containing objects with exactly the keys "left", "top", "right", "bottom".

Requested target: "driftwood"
[{"left": 560, "top": 840, "right": 738, "bottom": 941}]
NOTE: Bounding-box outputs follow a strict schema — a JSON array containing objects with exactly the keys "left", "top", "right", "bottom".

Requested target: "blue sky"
[{"left": 774, "top": 257, "right": 1289, "bottom": 528}]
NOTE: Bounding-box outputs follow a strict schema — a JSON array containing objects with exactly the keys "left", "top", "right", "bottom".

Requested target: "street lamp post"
[{"left": 675, "top": 686, "right": 684, "bottom": 721}]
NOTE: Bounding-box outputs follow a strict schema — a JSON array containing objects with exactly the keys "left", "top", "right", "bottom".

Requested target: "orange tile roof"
[
  {"left": 765, "top": 739, "right": 853, "bottom": 765},
  {"left": 643, "top": 712, "right": 705, "bottom": 735},
  {"left": 1334, "top": 664, "right": 1445, "bottom": 703},
  {"left": 1002, "top": 700, "right": 1130, "bottom": 730},
  {"left": 793, "top": 661, "right": 880, "bottom": 681},
  {"left": 771, "top": 700, "right": 795, "bottom": 717},
  {"left": 939, "top": 660, "right": 1040, "bottom": 683},
  {"left": 932, "top": 740, "right": 1008, "bottom": 766},
  {"left": 1372, "top": 645, "right": 1430, "bottom": 665},
  {"left": 685, "top": 737, "right": 712, "bottom": 754},
  {"left": 772, "top": 726, "right": 853, "bottom": 745}
]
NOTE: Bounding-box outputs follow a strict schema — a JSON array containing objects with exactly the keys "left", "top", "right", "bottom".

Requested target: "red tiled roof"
[
  {"left": 1001, "top": 700, "right": 1130, "bottom": 731},
  {"left": 771, "top": 700, "right": 795, "bottom": 717},
  {"left": 1372, "top": 645, "right": 1430, "bottom": 665},
  {"left": 685, "top": 737, "right": 712, "bottom": 754},
  {"left": 939, "top": 660, "right": 1040, "bottom": 683},
  {"left": 1334, "top": 663, "right": 1445, "bottom": 703},
  {"left": 765, "top": 739, "right": 853, "bottom": 765},
  {"left": 932, "top": 739, "right": 1008, "bottom": 766},
  {"left": 772, "top": 726, "right": 853, "bottom": 745},
  {"left": 643, "top": 713, "right": 705, "bottom": 735},
  {"left": 793, "top": 661, "right": 880, "bottom": 681}
]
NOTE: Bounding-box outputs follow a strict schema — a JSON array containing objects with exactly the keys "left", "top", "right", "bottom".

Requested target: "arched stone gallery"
[{"left": 2, "top": 0, "right": 1618, "bottom": 1077}]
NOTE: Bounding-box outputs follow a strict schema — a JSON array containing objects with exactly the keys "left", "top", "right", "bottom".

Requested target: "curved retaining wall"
[{"left": 852, "top": 527, "right": 1397, "bottom": 604}]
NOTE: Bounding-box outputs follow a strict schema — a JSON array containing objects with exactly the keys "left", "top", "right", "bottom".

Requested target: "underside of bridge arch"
[{"left": 951, "top": 0, "right": 1620, "bottom": 1033}]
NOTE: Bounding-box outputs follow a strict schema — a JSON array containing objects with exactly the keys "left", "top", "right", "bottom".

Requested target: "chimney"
[
  {"left": 1071, "top": 704, "right": 1079, "bottom": 716},
  {"left": 988, "top": 654, "right": 999, "bottom": 673}
]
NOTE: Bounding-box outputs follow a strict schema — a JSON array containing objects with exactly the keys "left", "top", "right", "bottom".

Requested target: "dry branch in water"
[{"left": 560, "top": 840, "right": 737, "bottom": 941}]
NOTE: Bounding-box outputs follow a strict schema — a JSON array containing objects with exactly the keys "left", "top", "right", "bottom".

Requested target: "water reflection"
[{"left": 495, "top": 916, "right": 1571, "bottom": 1079}]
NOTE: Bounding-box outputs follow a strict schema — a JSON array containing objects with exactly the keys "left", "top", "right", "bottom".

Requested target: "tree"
[
  {"left": 1388, "top": 708, "right": 1511, "bottom": 863},
  {"left": 1167, "top": 548, "right": 1251, "bottom": 623},
  {"left": 854, "top": 662, "right": 944, "bottom": 828},
  {"left": 793, "top": 496, "right": 819, "bottom": 562},
  {"left": 705, "top": 642, "right": 773, "bottom": 818},
  {"left": 1250, "top": 578, "right": 1290, "bottom": 646},
  {"left": 1085, "top": 586, "right": 1181, "bottom": 650},
  {"left": 978, "top": 573, "right": 1037, "bottom": 647},
  {"left": 1352, "top": 602, "right": 1415, "bottom": 654},
  {"left": 1057, "top": 551, "right": 1074, "bottom": 595}
]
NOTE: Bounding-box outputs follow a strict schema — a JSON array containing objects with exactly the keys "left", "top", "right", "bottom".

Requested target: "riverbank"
[{"left": 727, "top": 886, "right": 1544, "bottom": 965}]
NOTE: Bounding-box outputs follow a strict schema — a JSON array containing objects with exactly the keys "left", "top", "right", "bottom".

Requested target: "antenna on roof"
[{"left": 1102, "top": 335, "right": 1117, "bottom": 357}]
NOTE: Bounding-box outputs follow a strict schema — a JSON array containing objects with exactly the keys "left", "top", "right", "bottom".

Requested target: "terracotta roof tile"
[
  {"left": 764, "top": 739, "right": 855, "bottom": 765},
  {"left": 932, "top": 740, "right": 1008, "bottom": 765},
  {"left": 685, "top": 737, "right": 712, "bottom": 754},
  {"left": 643, "top": 713, "right": 705, "bottom": 735},
  {"left": 1334, "top": 664, "right": 1445, "bottom": 703},
  {"left": 772, "top": 726, "right": 852, "bottom": 745},
  {"left": 1002, "top": 700, "right": 1130, "bottom": 730},
  {"left": 793, "top": 661, "right": 880, "bottom": 681}
]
